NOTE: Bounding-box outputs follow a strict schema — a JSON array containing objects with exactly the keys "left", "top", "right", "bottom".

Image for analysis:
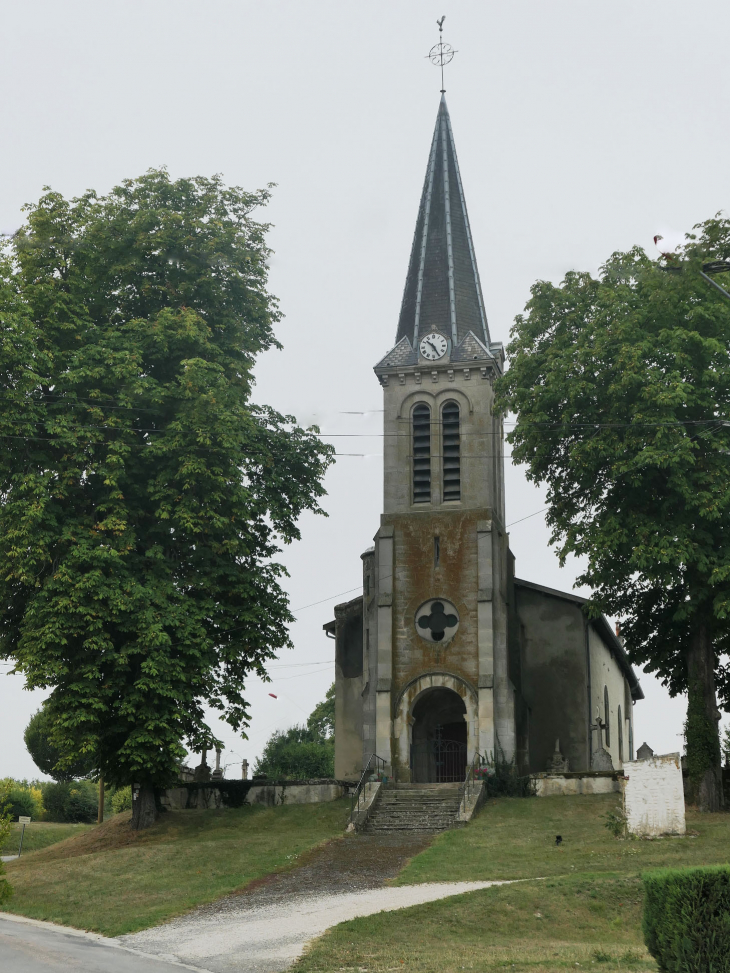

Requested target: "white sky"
[{"left": 2, "top": 1, "right": 729, "bottom": 780}]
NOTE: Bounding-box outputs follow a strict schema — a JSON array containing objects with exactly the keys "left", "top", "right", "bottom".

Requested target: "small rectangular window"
[{"left": 434, "top": 536, "right": 440, "bottom": 567}]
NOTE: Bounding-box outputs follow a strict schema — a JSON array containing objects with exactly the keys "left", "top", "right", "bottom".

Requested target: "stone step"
[
  {"left": 363, "top": 785, "right": 463, "bottom": 834},
  {"left": 375, "top": 802, "right": 459, "bottom": 809},
  {"left": 374, "top": 808, "right": 459, "bottom": 816}
]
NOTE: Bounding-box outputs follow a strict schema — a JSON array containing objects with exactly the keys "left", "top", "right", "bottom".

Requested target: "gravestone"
[
  {"left": 546, "top": 738, "right": 569, "bottom": 773},
  {"left": 194, "top": 747, "right": 211, "bottom": 782},
  {"left": 623, "top": 752, "right": 685, "bottom": 835},
  {"left": 590, "top": 747, "right": 614, "bottom": 771}
]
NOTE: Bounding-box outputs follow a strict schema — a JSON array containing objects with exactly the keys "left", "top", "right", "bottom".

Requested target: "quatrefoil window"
[{"left": 415, "top": 598, "right": 459, "bottom": 644}]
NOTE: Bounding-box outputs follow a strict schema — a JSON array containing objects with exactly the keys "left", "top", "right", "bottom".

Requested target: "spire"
[{"left": 395, "top": 96, "right": 490, "bottom": 349}]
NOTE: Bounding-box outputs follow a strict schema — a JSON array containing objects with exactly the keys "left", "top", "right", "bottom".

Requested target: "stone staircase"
[{"left": 364, "top": 782, "right": 462, "bottom": 833}]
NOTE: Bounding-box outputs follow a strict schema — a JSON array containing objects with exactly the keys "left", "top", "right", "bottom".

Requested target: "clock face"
[{"left": 419, "top": 332, "right": 448, "bottom": 361}]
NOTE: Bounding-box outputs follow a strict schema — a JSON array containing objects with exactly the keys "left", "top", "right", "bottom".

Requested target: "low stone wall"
[
  {"left": 531, "top": 771, "right": 622, "bottom": 797},
  {"left": 161, "top": 778, "right": 351, "bottom": 811},
  {"left": 457, "top": 779, "right": 485, "bottom": 823},
  {"left": 347, "top": 780, "right": 382, "bottom": 832}
]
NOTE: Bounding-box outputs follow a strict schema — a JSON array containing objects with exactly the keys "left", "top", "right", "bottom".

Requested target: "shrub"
[
  {"left": 41, "top": 781, "right": 71, "bottom": 822},
  {"left": 111, "top": 786, "right": 133, "bottom": 814},
  {"left": 0, "top": 806, "right": 12, "bottom": 906},
  {"left": 254, "top": 727, "right": 334, "bottom": 780},
  {"left": 180, "top": 780, "right": 254, "bottom": 808},
  {"left": 477, "top": 757, "right": 535, "bottom": 798},
  {"left": 40, "top": 779, "right": 98, "bottom": 823},
  {"left": 0, "top": 778, "right": 44, "bottom": 820},
  {"left": 604, "top": 801, "right": 628, "bottom": 838},
  {"left": 64, "top": 783, "right": 98, "bottom": 823},
  {"left": 643, "top": 866, "right": 730, "bottom": 971}
]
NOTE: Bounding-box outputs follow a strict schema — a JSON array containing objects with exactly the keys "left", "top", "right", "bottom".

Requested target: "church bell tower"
[
  {"left": 331, "top": 95, "right": 516, "bottom": 782},
  {"left": 329, "top": 93, "right": 645, "bottom": 784}
]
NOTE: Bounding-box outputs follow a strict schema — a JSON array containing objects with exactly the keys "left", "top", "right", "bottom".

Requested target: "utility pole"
[{"left": 98, "top": 777, "right": 104, "bottom": 824}]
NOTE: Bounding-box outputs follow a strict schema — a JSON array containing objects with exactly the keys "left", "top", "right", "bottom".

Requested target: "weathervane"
[{"left": 427, "top": 15, "right": 456, "bottom": 94}]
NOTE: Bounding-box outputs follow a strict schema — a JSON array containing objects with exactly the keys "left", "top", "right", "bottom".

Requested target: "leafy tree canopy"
[
  {"left": 255, "top": 684, "right": 335, "bottom": 779},
  {"left": 24, "top": 706, "right": 94, "bottom": 782},
  {"left": 306, "top": 681, "right": 334, "bottom": 738},
  {"left": 497, "top": 217, "right": 730, "bottom": 810},
  {"left": 0, "top": 170, "right": 334, "bottom": 825}
]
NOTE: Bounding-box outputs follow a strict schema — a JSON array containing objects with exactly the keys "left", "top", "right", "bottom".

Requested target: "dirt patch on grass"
[
  {"left": 211, "top": 831, "right": 433, "bottom": 909},
  {"left": 21, "top": 812, "right": 140, "bottom": 862}
]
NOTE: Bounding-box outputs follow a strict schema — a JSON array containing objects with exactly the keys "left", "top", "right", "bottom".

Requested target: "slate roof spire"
[{"left": 396, "top": 95, "right": 490, "bottom": 349}]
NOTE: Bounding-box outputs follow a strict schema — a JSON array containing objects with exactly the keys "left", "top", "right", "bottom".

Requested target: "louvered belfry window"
[
  {"left": 442, "top": 401, "right": 461, "bottom": 501},
  {"left": 412, "top": 404, "right": 431, "bottom": 503}
]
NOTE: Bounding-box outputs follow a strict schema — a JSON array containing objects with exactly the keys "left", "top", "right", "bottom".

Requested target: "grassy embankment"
[
  {"left": 3, "top": 799, "right": 349, "bottom": 935},
  {"left": 294, "top": 794, "right": 730, "bottom": 973},
  {"left": 1, "top": 822, "right": 93, "bottom": 857}
]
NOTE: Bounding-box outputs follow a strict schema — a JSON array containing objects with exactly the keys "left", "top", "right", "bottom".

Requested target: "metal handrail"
[
  {"left": 459, "top": 750, "right": 483, "bottom": 817},
  {"left": 349, "top": 753, "right": 386, "bottom": 824}
]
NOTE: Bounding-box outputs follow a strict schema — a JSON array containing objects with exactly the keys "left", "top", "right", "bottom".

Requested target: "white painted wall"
[
  {"left": 588, "top": 627, "right": 632, "bottom": 768},
  {"left": 623, "top": 753, "right": 686, "bottom": 836}
]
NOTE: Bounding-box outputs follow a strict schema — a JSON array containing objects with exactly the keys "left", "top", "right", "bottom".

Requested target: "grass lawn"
[
  {"left": 3, "top": 799, "right": 349, "bottom": 936},
  {"left": 294, "top": 794, "right": 730, "bottom": 973},
  {"left": 396, "top": 794, "right": 730, "bottom": 884},
  {"left": 1, "top": 822, "right": 93, "bottom": 856}
]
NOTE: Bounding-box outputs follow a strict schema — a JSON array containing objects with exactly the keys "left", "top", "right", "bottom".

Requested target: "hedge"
[
  {"left": 643, "top": 866, "right": 730, "bottom": 972},
  {"left": 180, "top": 780, "right": 254, "bottom": 808}
]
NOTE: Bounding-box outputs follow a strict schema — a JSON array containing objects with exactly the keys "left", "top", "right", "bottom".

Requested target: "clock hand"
[{"left": 426, "top": 340, "right": 439, "bottom": 354}]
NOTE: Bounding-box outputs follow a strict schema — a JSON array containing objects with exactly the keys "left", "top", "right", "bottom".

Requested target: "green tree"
[
  {"left": 24, "top": 706, "right": 95, "bottom": 781},
  {"left": 0, "top": 171, "right": 334, "bottom": 828},
  {"left": 306, "top": 681, "right": 335, "bottom": 738},
  {"left": 498, "top": 217, "right": 730, "bottom": 811},
  {"left": 254, "top": 726, "right": 335, "bottom": 780},
  {"left": 255, "top": 685, "right": 336, "bottom": 779}
]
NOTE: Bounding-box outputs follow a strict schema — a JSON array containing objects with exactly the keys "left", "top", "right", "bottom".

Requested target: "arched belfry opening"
[{"left": 410, "top": 687, "right": 467, "bottom": 783}]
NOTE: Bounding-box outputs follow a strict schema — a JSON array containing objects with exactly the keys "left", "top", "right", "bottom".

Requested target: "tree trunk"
[
  {"left": 97, "top": 777, "right": 104, "bottom": 825},
  {"left": 130, "top": 783, "right": 158, "bottom": 830},
  {"left": 685, "top": 619, "right": 723, "bottom": 812}
]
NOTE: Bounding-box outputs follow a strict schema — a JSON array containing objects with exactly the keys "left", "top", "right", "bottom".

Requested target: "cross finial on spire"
[{"left": 427, "top": 16, "right": 456, "bottom": 94}]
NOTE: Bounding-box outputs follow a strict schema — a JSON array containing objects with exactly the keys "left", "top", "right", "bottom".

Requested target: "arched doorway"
[{"left": 410, "top": 687, "right": 467, "bottom": 783}]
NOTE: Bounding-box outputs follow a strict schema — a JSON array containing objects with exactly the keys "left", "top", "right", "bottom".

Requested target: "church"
[{"left": 325, "top": 95, "right": 643, "bottom": 784}]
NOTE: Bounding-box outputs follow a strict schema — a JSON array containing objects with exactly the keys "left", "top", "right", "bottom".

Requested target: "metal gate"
[{"left": 410, "top": 739, "right": 467, "bottom": 783}]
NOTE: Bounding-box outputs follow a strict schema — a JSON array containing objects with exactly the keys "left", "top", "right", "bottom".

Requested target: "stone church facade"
[{"left": 325, "top": 96, "right": 643, "bottom": 783}]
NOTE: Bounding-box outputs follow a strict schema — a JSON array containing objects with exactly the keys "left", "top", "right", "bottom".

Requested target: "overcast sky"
[{"left": 2, "top": 1, "right": 729, "bottom": 780}]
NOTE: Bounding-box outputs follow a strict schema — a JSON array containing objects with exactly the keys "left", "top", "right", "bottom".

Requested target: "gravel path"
[
  {"left": 120, "top": 832, "right": 506, "bottom": 973},
  {"left": 121, "top": 881, "right": 502, "bottom": 973}
]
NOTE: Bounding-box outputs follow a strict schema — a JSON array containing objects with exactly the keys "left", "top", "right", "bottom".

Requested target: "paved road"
[{"left": 0, "top": 913, "right": 208, "bottom": 972}]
